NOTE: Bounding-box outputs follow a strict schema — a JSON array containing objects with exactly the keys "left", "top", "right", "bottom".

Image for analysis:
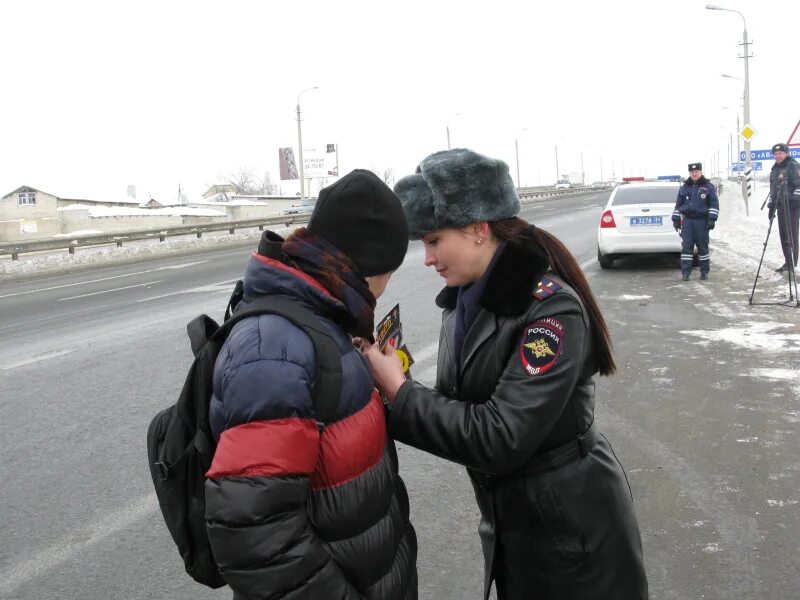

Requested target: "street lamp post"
[
  {"left": 707, "top": 4, "right": 752, "bottom": 212},
  {"left": 554, "top": 145, "right": 559, "bottom": 182},
  {"left": 721, "top": 104, "right": 739, "bottom": 179},
  {"left": 515, "top": 128, "right": 528, "bottom": 189},
  {"left": 446, "top": 113, "right": 461, "bottom": 150},
  {"left": 296, "top": 86, "right": 319, "bottom": 201}
]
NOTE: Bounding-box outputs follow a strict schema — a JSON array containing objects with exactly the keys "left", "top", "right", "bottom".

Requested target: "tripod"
[{"left": 749, "top": 184, "right": 800, "bottom": 306}]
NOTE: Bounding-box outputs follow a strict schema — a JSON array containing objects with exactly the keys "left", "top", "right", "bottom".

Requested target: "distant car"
[
  {"left": 596, "top": 181, "right": 681, "bottom": 269},
  {"left": 282, "top": 203, "right": 314, "bottom": 215},
  {"left": 555, "top": 179, "right": 571, "bottom": 190}
]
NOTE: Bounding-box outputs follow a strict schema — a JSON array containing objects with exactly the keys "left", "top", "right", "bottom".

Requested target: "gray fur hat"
[{"left": 394, "top": 148, "right": 521, "bottom": 239}]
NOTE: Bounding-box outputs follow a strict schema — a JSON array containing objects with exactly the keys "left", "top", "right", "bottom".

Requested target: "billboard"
[
  {"left": 279, "top": 147, "right": 299, "bottom": 180},
  {"left": 303, "top": 144, "right": 338, "bottom": 177},
  {"left": 280, "top": 144, "right": 338, "bottom": 179}
]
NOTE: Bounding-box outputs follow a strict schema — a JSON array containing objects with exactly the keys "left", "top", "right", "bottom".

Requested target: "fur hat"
[
  {"left": 772, "top": 143, "right": 789, "bottom": 154},
  {"left": 688, "top": 162, "right": 702, "bottom": 172},
  {"left": 308, "top": 169, "right": 408, "bottom": 276},
  {"left": 394, "top": 148, "right": 521, "bottom": 240}
]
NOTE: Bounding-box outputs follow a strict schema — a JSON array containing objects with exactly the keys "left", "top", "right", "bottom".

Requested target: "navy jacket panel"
[{"left": 676, "top": 178, "right": 719, "bottom": 221}]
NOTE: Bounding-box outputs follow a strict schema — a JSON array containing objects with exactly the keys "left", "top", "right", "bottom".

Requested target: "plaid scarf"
[{"left": 282, "top": 227, "right": 376, "bottom": 339}]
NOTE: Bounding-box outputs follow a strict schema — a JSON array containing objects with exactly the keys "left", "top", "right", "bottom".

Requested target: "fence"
[
  {"left": 0, "top": 185, "right": 608, "bottom": 260},
  {"left": 0, "top": 214, "right": 311, "bottom": 261}
]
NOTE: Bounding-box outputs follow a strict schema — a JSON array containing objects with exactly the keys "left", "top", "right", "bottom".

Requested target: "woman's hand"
[{"left": 358, "top": 338, "right": 407, "bottom": 402}]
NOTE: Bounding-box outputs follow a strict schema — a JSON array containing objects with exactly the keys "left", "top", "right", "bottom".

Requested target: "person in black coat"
[
  {"left": 767, "top": 142, "right": 800, "bottom": 272},
  {"left": 362, "top": 149, "right": 648, "bottom": 600}
]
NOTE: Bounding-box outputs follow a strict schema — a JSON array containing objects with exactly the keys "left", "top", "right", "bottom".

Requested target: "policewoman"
[
  {"left": 362, "top": 149, "right": 648, "bottom": 600},
  {"left": 672, "top": 162, "right": 719, "bottom": 281}
]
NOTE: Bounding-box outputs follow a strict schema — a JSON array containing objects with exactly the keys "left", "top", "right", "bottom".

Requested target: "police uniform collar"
[
  {"left": 684, "top": 175, "right": 709, "bottom": 186},
  {"left": 435, "top": 237, "right": 549, "bottom": 316}
]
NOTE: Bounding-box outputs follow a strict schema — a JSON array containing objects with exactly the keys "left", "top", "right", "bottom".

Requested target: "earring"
[{"left": 476, "top": 237, "right": 483, "bottom": 245}]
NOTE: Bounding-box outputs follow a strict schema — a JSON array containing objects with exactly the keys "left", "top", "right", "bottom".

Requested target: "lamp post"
[
  {"left": 554, "top": 145, "right": 559, "bottom": 182},
  {"left": 446, "top": 113, "right": 461, "bottom": 149},
  {"left": 296, "top": 86, "right": 318, "bottom": 201},
  {"left": 707, "top": 4, "right": 752, "bottom": 212},
  {"left": 721, "top": 105, "right": 739, "bottom": 178},
  {"left": 515, "top": 128, "right": 528, "bottom": 189}
]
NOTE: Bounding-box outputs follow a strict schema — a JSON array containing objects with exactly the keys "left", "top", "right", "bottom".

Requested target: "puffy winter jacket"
[
  {"left": 673, "top": 176, "right": 719, "bottom": 222},
  {"left": 769, "top": 156, "right": 800, "bottom": 208},
  {"left": 204, "top": 247, "right": 417, "bottom": 599}
]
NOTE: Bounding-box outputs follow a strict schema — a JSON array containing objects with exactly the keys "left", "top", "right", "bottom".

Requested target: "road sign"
[
  {"left": 788, "top": 119, "right": 800, "bottom": 147},
  {"left": 731, "top": 162, "right": 762, "bottom": 172},
  {"left": 740, "top": 148, "right": 800, "bottom": 161},
  {"left": 740, "top": 124, "right": 758, "bottom": 141}
]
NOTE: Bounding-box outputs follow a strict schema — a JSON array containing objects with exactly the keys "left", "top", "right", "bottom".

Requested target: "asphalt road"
[{"left": 1, "top": 190, "right": 798, "bottom": 599}]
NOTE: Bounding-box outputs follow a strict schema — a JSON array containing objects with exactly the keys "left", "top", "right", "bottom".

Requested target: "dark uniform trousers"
[
  {"left": 681, "top": 218, "right": 710, "bottom": 276},
  {"left": 776, "top": 202, "right": 800, "bottom": 267}
]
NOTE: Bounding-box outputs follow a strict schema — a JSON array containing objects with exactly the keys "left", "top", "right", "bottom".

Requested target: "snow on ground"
[
  {"left": 0, "top": 222, "right": 300, "bottom": 280},
  {"left": 713, "top": 183, "right": 787, "bottom": 279},
  {"left": 57, "top": 204, "right": 227, "bottom": 217},
  {"left": 0, "top": 184, "right": 793, "bottom": 289}
]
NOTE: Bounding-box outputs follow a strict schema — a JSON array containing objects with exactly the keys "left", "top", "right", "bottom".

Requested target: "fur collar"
[
  {"left": 684, "top": 175, "right": 710, "bottom": 186},
  {"left": 435, "top": 240, "right": 548, "bottom": 316}
]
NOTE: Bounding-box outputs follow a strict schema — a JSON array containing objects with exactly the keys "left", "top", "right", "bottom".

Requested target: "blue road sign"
[
  {"left": 731, "top": 162, "right": 762, "bottom": 172},
  {"left": 739, "top": 148, "right": 800, "bottom": 161}
]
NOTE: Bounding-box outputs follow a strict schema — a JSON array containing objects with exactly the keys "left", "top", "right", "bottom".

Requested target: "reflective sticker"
[{"left": 519, "top": 318, "right": 564, "bottom": 376}]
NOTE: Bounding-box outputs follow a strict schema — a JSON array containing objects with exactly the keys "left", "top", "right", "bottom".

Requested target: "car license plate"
[{"left": 630, "top": 216, "right": 662, "bottom": 226}]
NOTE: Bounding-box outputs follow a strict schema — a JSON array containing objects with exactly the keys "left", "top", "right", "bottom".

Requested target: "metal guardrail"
[
  {"left": 0, "top": 186, "right": 611, "bottom": 261},
  {"left": 518, "top": 184, "right": 613, "bottom": 200},
  {"left": 0, "top": 213, "right": 311, "bottom": 260}
]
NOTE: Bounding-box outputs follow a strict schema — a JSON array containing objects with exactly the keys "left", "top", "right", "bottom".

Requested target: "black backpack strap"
[
  {"left": 224, "top": 280, "right": 245, "bottom": 322},
  {"left": 215, "top": 296, "right": 343, "bottom": 428}
]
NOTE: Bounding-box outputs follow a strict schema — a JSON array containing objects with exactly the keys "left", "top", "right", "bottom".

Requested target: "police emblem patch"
[
  {"left": 700, "top": 193, "right": 707, "bottom": 199},
  {"left": 519, "top": 318, "right": 564, "bottom": 376}
]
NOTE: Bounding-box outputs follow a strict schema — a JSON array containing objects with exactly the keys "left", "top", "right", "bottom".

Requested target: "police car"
[{"left": 596, "top": 177, "right": 682, "bottom": 269}]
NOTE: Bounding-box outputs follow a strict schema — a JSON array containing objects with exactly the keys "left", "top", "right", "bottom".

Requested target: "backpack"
[{"left": 146, "top": 282, "right": 343, "bottom": 588}]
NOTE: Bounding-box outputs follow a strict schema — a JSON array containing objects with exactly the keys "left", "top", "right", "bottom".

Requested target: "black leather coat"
[{"left": 389, "top": 241, "right": 648, "bottom": 599}]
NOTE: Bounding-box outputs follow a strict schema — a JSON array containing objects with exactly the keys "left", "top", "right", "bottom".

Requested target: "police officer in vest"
[
  {"left": 672, "top": 162, "right": 720, "bottom": 281},
  {"left": 767, "top": 142, "right": 800, "bottom": 272}
]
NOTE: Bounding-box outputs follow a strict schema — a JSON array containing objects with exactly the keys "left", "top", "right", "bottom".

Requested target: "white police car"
[{"left": 596, "top": 178, "right": 682, "bottom": 268}]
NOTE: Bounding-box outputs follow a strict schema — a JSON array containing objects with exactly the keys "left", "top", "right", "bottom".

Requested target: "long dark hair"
[{"left": 489, "top": 217, "right": 616, "bottom": 376}]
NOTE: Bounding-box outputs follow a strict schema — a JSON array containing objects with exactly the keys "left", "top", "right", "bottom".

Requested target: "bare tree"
[
  {"left": 314, "top": 177, "right": 329, "bottom": 195},
  {"left": 382, "top": 167, "right": 395, "bottom": 187},
  {"left": 260, "top": 171, "right": 276, "bottom": 195},
  {"left": 227, "top": 167, "right": 257, "bottom": 195}
]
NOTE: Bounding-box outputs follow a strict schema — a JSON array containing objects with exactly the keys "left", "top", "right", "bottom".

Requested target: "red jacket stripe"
[
  {"left": 252, "top": 253, "right": 334, "bottom": 299},
  {"left": 206, "top": 418, "right": 320, "bottom": 479},
  {"left": 312, "top": 391, "right": 387, "bottom": 490}
]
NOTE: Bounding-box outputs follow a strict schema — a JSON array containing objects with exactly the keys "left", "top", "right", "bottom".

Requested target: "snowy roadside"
[
  {"left": 0, "top": 223, "right": 301, "bottom": 282},
  {"left": 712, "top": 184, "right": 788, "bottom": 279},
  {"left": 0, "top": 186, "right": 789, "bottom": 286}
]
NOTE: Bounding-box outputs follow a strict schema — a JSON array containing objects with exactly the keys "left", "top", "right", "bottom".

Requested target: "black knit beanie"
[{"left": 307, "top": 169, "right": 409, "bottom": 277}]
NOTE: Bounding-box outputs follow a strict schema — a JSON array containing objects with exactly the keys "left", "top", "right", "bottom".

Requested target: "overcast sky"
[{"left": 2, "top": 0, "right": 798, "bottom": 202}]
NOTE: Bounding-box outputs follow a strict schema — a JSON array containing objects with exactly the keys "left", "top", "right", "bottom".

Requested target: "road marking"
[
  {"left": 57, "top": 281, "right": 161, "bottom": 301},
  {"left": 154, "top": 260, "right": 210, "bottom": 270},
  {"left": 0, "top": 261, "right": 209, "bottom": 299},
  {"left": 135, "top": 279, "right": 239, "bottom": 303},
  {"left": 1, "top": 350, "right": 74, "bottom": 370},
  {"left": 0, "top": 493, "right": 158, "bottom": 596}
]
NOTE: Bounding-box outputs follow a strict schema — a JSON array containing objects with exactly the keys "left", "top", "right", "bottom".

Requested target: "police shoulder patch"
[
  {"left": 533, "top": 276, "right": 562, "bottom": 301},
  {"left": 519, "top": 318, "right": 564, "bottom": 376}
]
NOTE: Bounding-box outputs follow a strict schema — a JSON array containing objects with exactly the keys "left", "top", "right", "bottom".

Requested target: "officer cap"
[
  {"left": 688, "top": 162, "right": 702, "bottom": 172},
  {"left": 772, "top": 143, "right": 789, "bottom": 154}
]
